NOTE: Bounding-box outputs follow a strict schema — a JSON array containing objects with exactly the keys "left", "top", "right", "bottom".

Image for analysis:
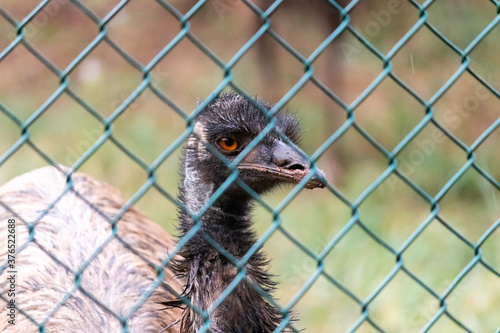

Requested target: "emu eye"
[{"left": 218, "top": 137, "right": 239, "bottom": 151}]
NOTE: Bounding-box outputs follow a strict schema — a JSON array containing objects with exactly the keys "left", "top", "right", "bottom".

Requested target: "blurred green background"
[{"left": 0, "top": 0, "right": 499, "bottom": 332}]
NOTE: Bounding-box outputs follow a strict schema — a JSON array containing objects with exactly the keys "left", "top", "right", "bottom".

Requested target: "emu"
[{"left": 0, "top": 94, "right": 325, "bottom": 332}]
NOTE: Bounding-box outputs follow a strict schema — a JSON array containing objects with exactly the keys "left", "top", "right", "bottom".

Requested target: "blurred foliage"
[{"left": 0, "top": 0, "right": 499, "bottom": 332}]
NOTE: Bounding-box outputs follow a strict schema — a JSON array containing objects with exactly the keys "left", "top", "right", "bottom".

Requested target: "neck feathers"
[{"left": 171, "top": 146, "right": 284, "bottom": 332}]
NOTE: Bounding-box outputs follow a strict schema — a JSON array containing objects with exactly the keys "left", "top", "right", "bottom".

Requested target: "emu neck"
[
  {"left": 180, "top": 163, "right": 254, "bottom": 255},
  {"left": 175, "top": 154, "right": 282, "bottom": 332}
]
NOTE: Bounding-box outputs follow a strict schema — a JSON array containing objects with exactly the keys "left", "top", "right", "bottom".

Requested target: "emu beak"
[{"left": 237, "top": 141, "right": 327, "bottom": 190}]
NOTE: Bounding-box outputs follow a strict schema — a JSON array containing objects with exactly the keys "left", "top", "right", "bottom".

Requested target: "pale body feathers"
[{"left": 0, "top": 166, "right": 182, "bottom": 332}]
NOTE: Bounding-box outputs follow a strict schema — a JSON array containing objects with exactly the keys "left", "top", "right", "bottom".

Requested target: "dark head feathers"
[{"left": 197, "top": 94, "right": 301, "bottom": 144}]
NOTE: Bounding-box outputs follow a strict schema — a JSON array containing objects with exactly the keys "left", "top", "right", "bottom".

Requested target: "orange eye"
[{"left": 218, "top": 137, "right": 239, "bottom": 151}]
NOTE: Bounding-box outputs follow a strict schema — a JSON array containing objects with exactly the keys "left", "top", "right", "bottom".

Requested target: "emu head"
[{"left": 183, "top": 94, "right": 326, "bottom": 197}]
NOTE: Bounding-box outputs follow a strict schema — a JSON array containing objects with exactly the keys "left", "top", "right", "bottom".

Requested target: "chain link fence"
[{"left": 0, "top": 0, "right": 499, "bottom": 332}]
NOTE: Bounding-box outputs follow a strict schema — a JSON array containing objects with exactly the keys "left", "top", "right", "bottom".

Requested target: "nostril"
[
  {"left": 274, "top": 157, "right": 306, "bottom": 170},
  {"left": 287, "top": 162, "right": 306, "bottom": 171},
  {"left": 272, "top": 141, "right": 309, "bottom": 171}
]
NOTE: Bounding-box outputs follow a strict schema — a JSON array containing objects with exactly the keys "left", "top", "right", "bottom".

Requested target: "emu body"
[
  {"left": 0, "top": 166, "right": 182, "bottom": 332},
  {"left": 0, "top": 94, "right": 325, "bottom": 332}
]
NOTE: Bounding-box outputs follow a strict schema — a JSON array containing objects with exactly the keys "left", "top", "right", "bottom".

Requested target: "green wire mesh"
[{"left": 0, "top": 0, "right": 499, "bottom": 332}]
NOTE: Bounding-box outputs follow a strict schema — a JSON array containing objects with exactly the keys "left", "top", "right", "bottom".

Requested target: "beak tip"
[{"left": 304, "top": 168, "right": 327, "bottom": 190}]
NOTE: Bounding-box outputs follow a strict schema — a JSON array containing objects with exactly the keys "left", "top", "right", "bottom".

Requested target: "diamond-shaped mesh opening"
[
  {"left": 356, "top": 78, "right": 424, "bottom": 151},
  {"left": 325, "top": 31, "right": 384, "bottom": 104},
  {"left": 323, "top": 224, "right": 395, "bottom": 300},
  {"left": 111, "top": 90, "right": 186, "bottom": 164},
  {"left": 273, "top": 189, "right": 351, "bottom": 252},
  {"left": 28, "top": 94, "right": 104, "bottom": 166},
  {"left": 359, "top": 175, "right": 430, "bottom": 249},
  {"left": 152, "top": 37, "right": 223, "bottom": 111},
  {"left": 397, "top": 123, "right": 466, "bottom": 197},
  {"left": 286, "top": 82, "right": 347, "bottom": 142},
  {"left": 24, "top": 2, "right": 98, "bottom": 69},
  {"left": 1, "top": 0, "right": 500, "bottom": 332},
  {"left": 391, "top": 27, "right": 462, "bottom": 100},
  {"left": 105, "top": 0, "right": 181, "bottom": 65},
  {"left": 262, "top": 228, "right": 317, "bottom": 301},
  {"left": 131, "top": 185, "right": 180, "bottom": 235},
  {"left": 404, "top": 220, "right": 474, "bottom": 294},
  {"left": 232, "top": 33, "right": 307, "bottom": 101},
  {"left": 439, "top": 168, "right": 500, "bottom": 241},
  {"left": 79, "top": 237, "right": 162, "bottom": 313},
  {"left": 68, "top": 41, "right": 144, "bottom": 118},
  {"left": 427, "top": 0, "right": 497, "bottom": 50},
  {"left": 0, "top": 45, "right": 60, "bottom": 121},
  {"left": 293, "top": 275, "right": 360, "bottom": 333},
  {"left": 77, "top": 141, "right": 149, "bottom": 196},
  {"left": 189, "top": 1, "right": 262, "bottom": 62},
  {"left": 39, "top": 196, "right": 115, "bottom": 272},
  {"left": 433, "top": 72, "right": 500, "bottom": 146},
  {"left": 369, "top": 272, "right": 437, "bottom": 332},
  {"left": 349, "top": 0, "right": 418, "bottom": 54},
  {"left": 327, "top": 126, "right": 389, "bottom": 202},
  {"left": 270, "top": 0, "right": 341, "bottom": 57}
]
